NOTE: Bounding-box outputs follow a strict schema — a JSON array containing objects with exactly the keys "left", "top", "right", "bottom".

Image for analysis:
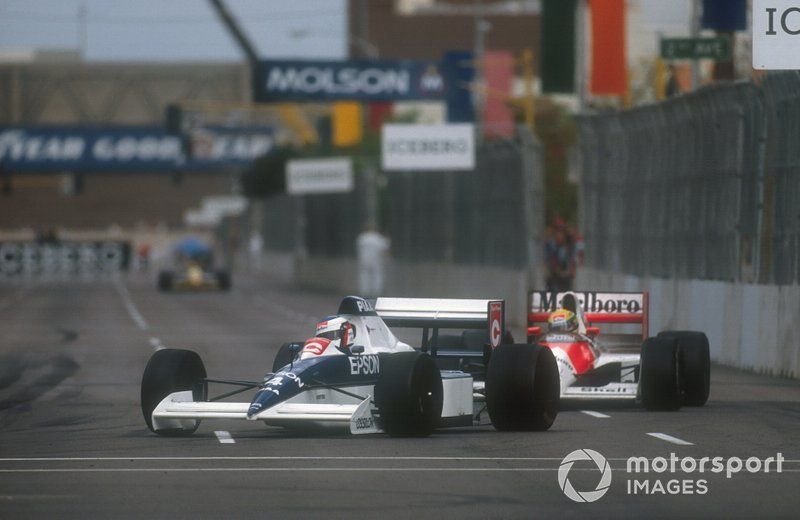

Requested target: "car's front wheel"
[{"left": 141, "top": 348, "right": 206, "bottom": 435}]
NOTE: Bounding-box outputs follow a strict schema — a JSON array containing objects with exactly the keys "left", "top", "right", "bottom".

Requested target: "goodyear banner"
[
  {"left": 253, "top": 59, "right": 448, "bottom": 102},
  {"left": 0, "top": 126, "right": 274, "bottom": 172}
]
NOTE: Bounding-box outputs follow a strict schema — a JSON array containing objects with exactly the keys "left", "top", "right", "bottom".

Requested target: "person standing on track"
[{"left": 356, "top": 224, "right": 390, "bottom": 298}]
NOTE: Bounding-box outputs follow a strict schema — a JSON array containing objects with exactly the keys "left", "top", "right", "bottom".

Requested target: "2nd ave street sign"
[{"left": 660, "top": 37, "right": 731, "bottom": 61}]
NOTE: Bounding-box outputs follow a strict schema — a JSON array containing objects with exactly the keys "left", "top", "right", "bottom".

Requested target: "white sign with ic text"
[
  {"left": 753, "top": 0, "right": 800, "bottom": 69},
  {"left": 381, "top": 123, "right": 475, "bottom": 171},
  {"left": 286, "top": 157, "right": 354, "bottom": 195}
]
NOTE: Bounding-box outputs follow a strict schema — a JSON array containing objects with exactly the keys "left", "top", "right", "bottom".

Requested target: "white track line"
[
  {"left": 214, "top": 431, "right": 235, "bottom": 444},
  {"left": 0, "top": 468, "right": 557, "bottom": 473},
  {"left": 0, "top": 456, "right": 564, "bottom": 462},
  {"left": 113, "top": 278, "right": 149, "bottom": 331},
  {"left": 3, "top": 456, "right": 796, "bottom": 463},
  {"left": 647, "top": 432, "right": 694, "bottom": 446},
  {"left": 580, "top": 410, "right": 611, "bottom": 418}
]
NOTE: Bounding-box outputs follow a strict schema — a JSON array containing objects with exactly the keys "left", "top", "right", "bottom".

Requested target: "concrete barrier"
[
  {"left": 262, "top": 254, "right": 799, "bottom": 379},
  {"left": 577, "top": 268, "right": 800, "bottom": 379}
]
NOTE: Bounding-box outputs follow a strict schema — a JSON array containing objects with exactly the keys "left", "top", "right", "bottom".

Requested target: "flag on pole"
[{"left": 589, "top": 0, "right": 627, "bottom": 96}]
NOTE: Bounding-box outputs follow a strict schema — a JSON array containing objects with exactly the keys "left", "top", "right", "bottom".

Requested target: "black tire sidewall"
[
  {"left": 640, "top": 336, "right": 682, "bottom": 411},
  {"left": 659, "top": 331, "right": 710, "bottom": 406},
  {"left": 140, "top": 348, "right": 206, "bottom": 434},
  {"left": 375, "top": 352, "right": 443, "bottom": 437},
  {"left": 486, "top": 344, "right": 560, "bottom": 431}
]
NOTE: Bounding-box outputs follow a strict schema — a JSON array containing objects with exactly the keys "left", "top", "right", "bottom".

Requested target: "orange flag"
[{"left": 589, "top": 0, "right": 627, "bottom": 95}]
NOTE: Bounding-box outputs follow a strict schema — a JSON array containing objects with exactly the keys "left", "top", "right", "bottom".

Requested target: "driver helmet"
[
  {"left": 548, "top": 308, "right": 578, "bottom": 332},
  {"left": 315, "top": 316, "right": 356, "bottom": 352}
]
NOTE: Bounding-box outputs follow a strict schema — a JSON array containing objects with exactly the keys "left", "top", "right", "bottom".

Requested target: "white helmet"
[{"left": 315, "top": 316, "right": 356, "bottom": 352}]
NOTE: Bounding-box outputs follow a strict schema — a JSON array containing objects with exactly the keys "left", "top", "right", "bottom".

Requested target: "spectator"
[
  {"left": 544, "top": 216, "right": 577, "bottom": 292},
  {"left": 356, "top": 224, "right": 390, "bottom": 298}
]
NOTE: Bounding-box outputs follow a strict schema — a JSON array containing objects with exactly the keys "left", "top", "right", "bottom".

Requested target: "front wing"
[{"left": 150, "top": 372, "right": 474, "bottom": 435}]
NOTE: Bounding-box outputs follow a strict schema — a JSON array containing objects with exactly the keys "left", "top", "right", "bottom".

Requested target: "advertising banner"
[
  {"left": 753, "top": 0, "right": 800, "bottom": 69},
  {"left": 381, "top": 123, "right": 475, "bottom": 171},
  {"left": 0, "top": 240, "right": 131, "bottom": 276},
  {"left": 254, "top": 59, "right": 448, "bottom": 102},
  {"left": 0, "top": 126, "right": 274, "bottom": 172},
  {"left": 286, "top": 157, "right": 354, "bottom": 195}
]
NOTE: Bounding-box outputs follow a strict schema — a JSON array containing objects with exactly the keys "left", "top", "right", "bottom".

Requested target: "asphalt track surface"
[{"left": 1, "top": 273, "right": 799, "bottom": 519}]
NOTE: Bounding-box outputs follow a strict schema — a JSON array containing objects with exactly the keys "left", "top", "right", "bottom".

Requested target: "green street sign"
[{"left": 660, "top": 37, "right": 731, "bottom": 61}]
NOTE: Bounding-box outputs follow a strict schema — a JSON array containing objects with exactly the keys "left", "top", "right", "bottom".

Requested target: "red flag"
[
  {"left": 589, "top": 0, "right": 627, "bottom": 95},
  {"left": 368, "top": 102, "right": 393, "bottom": 131},
  {"left": 483, "top": 50, "right": 515, "bottom": 138}
]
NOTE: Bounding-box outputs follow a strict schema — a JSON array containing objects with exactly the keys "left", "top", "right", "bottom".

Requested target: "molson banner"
[
  {"left": 0, "top": 126, "right": 274, "bottom": 172},
  {"left": 253, "top": 59, "right": 448, "bottom": 102}
]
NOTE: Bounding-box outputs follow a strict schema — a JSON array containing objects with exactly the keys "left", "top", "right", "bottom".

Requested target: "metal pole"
[
  {"left": 474, "top": 0, "right": 485, "bottom": 140},
  {"left": 575, "top": 0, "right": 587, "bottom": 112},
  {"left": 691, "top": 0, "right": 700, "bottom": 90}
]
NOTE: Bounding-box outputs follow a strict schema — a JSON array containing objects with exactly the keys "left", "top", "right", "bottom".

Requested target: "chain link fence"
[
  {"left": 578, "top": 72, "right": 800, "bottom": 285},
  {"left": 762, "top": 72, "right": 800, "bottom": 285}
]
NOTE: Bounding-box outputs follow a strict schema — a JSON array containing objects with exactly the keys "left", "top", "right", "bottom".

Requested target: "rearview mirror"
[
  {"left": 586, "top": 327, "right": 600, "bottom": 337},
  {"left": 351, "top": 345, "right": 365, "bottom": 354}
]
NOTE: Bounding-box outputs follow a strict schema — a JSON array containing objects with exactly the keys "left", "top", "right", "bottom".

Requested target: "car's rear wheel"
[
  {"left": 375, "top": 352, "right": 443, "bottom": 437},
  {"left": 640, "top": 336, "right": 682, "bottom": 411},
  {"left": 659, "top": 331, "right": 710, "bottom": 406},
  {"left": 141, "top": 348, "right": 206, "bottom": 435},
  {"left": 157, "top": 270, "right": 173, "bottom": 291},
  {"left": 486, "top": 344, "right": 560, "bottom": 431}
]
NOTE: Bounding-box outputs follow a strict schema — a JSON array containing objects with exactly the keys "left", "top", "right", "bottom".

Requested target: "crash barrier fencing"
[
  {"left": 577, "top": 71, "right": 800, "bottom": 286},
  {"left": 0, "top": 240, "right": 131, "bottom": 277},
  {"left": 256, "top": 131, "right": 543, "bottom": 270}
]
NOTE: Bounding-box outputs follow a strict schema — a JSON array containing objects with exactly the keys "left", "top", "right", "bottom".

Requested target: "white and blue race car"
[{"left": 140, "top": 296, "right": 560, "bottom": 437}]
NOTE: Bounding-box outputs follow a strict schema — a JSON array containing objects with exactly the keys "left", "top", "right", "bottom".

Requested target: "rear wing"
[
  {"left": 527, "top": 290, "right": 649, "bottom": 340},
  {"left": 375, "top": 297, "right": 506, "bottom": 357}
]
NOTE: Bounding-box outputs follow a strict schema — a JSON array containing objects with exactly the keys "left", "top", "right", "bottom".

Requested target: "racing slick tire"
[
  {"left": 157, "top": 270, "right": 173, "bottom": 291},
  {"left": 141, "top": 348, "right": 207, "bottom": 436},
  {"left": 215, "top": 269, "right": 231, "bottom": 291},
  {"left": 659, "top": 331, "right": 710, "bottom": 406},
  {"left": 485, "top": 344, "right": 560, "bottom": 432},
  {"left": 640, "top": 335, "right": 682, "bottom": 411},
  {"left": 272, "top": 342, "right": 300, "bottom": 372},
  {"left": 374, "top": 352, "right": 443, "bottom": 437}
]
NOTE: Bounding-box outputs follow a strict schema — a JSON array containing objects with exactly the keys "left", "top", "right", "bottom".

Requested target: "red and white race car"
[{"left": 526, "top": 290, "right": 710, "bottom": 410}]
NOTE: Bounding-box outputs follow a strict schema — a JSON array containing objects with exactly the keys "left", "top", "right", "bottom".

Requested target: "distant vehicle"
[
  {"left": 157, "top": 237, "right": 231, "bottom": 291},
  {"left": 140, "top": 296, "right": 560, "bottom": 437},
  {"left": 527, "top": 290, "right": 710, "bottom": 410}
]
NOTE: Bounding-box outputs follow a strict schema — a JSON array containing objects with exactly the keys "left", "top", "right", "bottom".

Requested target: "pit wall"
[{"left": 576, "top": 268, "right": 800, "bottom": 380}]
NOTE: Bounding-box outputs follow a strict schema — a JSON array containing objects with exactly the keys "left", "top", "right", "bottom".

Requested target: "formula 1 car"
[
  {"left": 157, "top": 237, "right": 231, "bottom": 292},
  {"left": 527, "top": 290, "right": 710, "bottom": 410},
  {"left": 140, "top": 296, "right": 560, "bottom": 437}
]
